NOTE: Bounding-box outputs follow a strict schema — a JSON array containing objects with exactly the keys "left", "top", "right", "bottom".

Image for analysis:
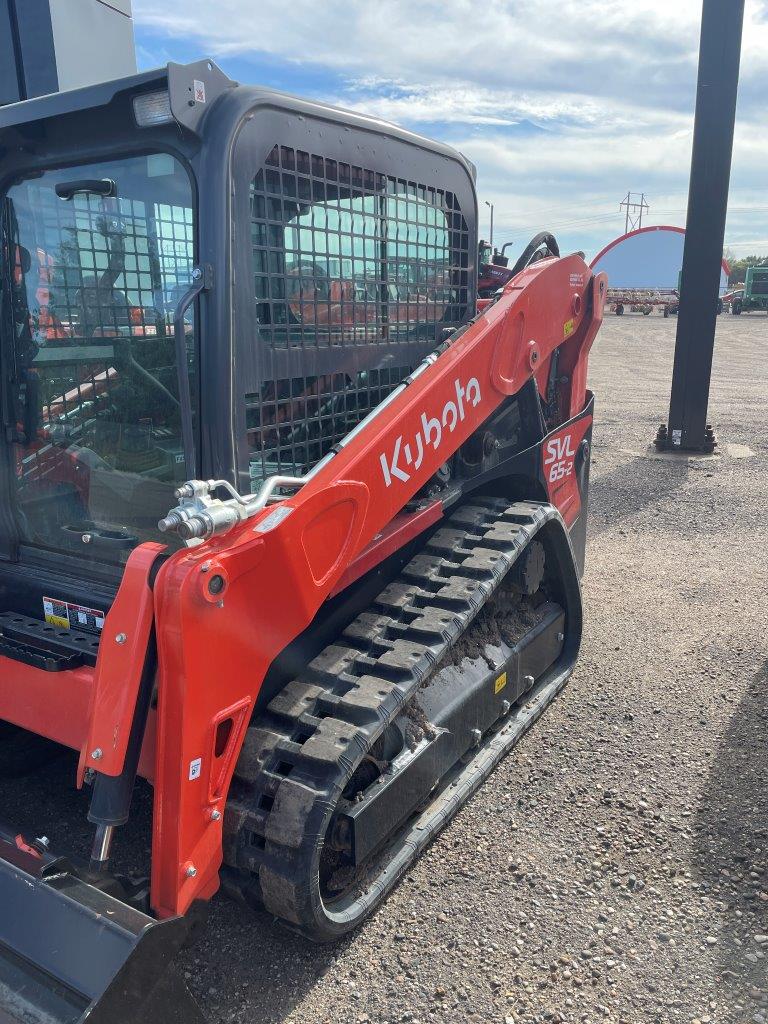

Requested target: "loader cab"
[{"left": 0, "top": 59, "right": 477, "bottom": 618}]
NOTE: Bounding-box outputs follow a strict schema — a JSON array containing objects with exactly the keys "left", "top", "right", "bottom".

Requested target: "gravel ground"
[{"left": 1, "top": 313, "right": 766, "bottom": 1024}]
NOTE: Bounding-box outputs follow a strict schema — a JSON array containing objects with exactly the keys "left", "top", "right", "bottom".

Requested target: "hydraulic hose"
[{"left": 509, "top": 232, "right": 560, "bottom": 278}]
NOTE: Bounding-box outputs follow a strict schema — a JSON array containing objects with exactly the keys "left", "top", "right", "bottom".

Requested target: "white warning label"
[{"left": 43, "top": 597, "right": 105, "bottom": 634}]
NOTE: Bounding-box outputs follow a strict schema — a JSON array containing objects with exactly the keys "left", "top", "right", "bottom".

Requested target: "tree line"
[{"left": 724, "top": 253, "right": 768, "bottom": 287}]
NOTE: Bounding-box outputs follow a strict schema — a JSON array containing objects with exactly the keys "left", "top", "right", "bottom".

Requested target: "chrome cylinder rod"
[{"left": 89, "top": 823, "right": 115, "bottom": 871}]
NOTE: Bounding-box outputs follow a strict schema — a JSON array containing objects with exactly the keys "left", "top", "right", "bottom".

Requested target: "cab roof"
[{"left": 0, "top": 59, "right": 476, "bottom": 181}]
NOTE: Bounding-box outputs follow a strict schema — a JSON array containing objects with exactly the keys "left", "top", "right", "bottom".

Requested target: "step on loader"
[{"left": 0, "top": 59, "right": 606, "bottom": 1022}]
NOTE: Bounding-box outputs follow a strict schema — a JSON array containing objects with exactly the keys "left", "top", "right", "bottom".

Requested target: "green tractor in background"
[{"left": 730, "top": 265, "right": 768, "bottom": 314}]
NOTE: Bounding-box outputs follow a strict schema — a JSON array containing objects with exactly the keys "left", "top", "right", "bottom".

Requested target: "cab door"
[{"left": 0, "top": 152, "right": 197, "bottom": 572}]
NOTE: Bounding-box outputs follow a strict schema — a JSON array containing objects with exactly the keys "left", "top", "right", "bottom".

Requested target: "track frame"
[{"left": 221, "top": 498, "right": 582, "bottom": 939}]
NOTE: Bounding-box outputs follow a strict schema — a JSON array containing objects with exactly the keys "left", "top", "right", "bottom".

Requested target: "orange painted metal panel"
[
  {"left": 0, "top": 659, "right": 94, "bottom": 750},
  {"left": 77, "top": 543, "right": 165, "bottom": 784}
]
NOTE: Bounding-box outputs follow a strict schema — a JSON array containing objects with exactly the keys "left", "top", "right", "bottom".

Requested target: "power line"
[
  {"left": 722, "top": 240, "right": 768, "bottom": 251},
  {"left": 494, "top": 201, "right": 768, "bottom": 244},
  {"left": 483, "top": 183, "right": 768, "bottom": 236}
]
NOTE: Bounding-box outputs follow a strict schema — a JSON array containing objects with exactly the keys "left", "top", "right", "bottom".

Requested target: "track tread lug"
[
  {"left": 333, "top": 676, "right": 404, "bottom": 724},
  {"left": 264, "top": 779, "right": 324, "bottom": 852},
  {"left": 292, "top": 718, "right": 366, "bottom": 767},
  {"left": 425, "top": 528, "right": 481, "bottom": 555},
  {"left": 395, "top": 607, "right": 463, "bottom": 644},
  {"left": 401, "top": 553, "right": 446, "bottom": 583},
  {"left": 341, "top": 612, "right": 393, "bottom": 648},
  {"left": 306, "top": 645, "right": 360, "bottom": 683},
  {"left": 371, "top": 639, "right": 435, "bottom": 682},
  {"left": 234, "top": 726, "right": 288, "bottom": 781},
  {"left": 266, "top": 680, "right": 325, "bottom": 722},
  {"left": 374, "top": 581, "right": 422, "bottom": 614}
]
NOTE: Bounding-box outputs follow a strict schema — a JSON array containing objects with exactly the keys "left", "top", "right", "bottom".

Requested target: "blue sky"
[{"left": 132, "top": 1, "right": 768, "bottom": 260}]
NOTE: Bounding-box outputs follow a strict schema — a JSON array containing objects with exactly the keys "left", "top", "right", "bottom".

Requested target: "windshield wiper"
[{"left": 55, "top": 178, "right": 116, "bottom": 201}]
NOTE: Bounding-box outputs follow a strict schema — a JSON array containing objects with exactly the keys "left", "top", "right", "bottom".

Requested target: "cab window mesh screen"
[
  {"left": 16, "top": 191, "right": 194, "bottom": 471},
  {"left": 248, "top": 144, "right": 470, "bottom": 487},
  {"left": 2, "top": 154, "right": 195, "bottom": 562}
]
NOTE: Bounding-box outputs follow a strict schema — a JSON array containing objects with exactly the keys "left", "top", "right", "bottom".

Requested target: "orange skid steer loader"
[{"left": 0, "top": 60, "right": 606, "bottom": 1022}]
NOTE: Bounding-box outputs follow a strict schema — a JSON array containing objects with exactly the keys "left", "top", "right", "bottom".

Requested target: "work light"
[{"left": 133, "top": 90, "right": 173, "bottom": 128}]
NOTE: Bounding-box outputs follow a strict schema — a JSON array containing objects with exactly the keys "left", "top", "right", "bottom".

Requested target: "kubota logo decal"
[
  {"left": 380, "top": 376, "right": 482, "bottom": 487},
  {"left": 544, "top": 433, "right": 576, "bottom": 483}
]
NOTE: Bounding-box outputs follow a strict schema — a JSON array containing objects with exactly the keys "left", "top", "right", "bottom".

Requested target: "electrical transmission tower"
[{"left": 620, "top": 192, "right": 650, "bottom": 233}]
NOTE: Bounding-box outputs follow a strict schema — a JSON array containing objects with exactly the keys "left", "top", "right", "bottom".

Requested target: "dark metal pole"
[{"left": 656, "top": 0, "right": 745, "bottom": 453}]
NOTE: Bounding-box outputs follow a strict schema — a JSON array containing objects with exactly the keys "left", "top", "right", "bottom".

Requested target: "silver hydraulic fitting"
[{"left": 158, "top": 475, "right": 307, "bottom": 543}]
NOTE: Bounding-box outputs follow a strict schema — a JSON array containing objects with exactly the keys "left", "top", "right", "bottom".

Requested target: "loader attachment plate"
[{"left": 0, "top": 835, "right": 205, "bottom": 1024}]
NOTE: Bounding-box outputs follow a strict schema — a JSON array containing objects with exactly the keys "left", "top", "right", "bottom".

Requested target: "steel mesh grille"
[
  {"left": 12, "top": 182, "right": 193, "bottom": 474},
  {"left": 247, "top": 144, "right": 470, "bottom": 487}
]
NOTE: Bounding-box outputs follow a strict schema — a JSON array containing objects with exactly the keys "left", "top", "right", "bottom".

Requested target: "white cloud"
[
  {"left": 133, "top": 0, "right": 768, "bottom": 104},
  {"left": 452, "top": 126, "right": 768, "bottom": 259},
  {"left": 335, "top": 81, "right": 660, "bottom": 132},
  {"left": 133, "top": 0, "right": 768, "bottom": 255}
]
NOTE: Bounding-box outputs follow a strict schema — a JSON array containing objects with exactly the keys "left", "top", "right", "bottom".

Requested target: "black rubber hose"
[{"left": 509, "top": 232, "right": 561, "bottom": 278}]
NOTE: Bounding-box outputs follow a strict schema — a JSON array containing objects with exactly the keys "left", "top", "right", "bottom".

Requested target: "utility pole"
[
  {"left": 656, "top": 0, "right": 745, "bottom": 454},
  {"left": 620, "top": 192, "right": 649, "bottom": 234},
  {"left": 485, "top": 200, "right": 494, "bottom": 251}
]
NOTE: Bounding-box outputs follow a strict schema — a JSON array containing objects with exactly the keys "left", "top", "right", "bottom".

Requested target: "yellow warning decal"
[
  {"left": 494, "top": 672, "right": 508, "bottom": 694},
  {"left": 563, "top": 318, "right": 575, "bottom": 339},
  {"left": 42, "top": 596, "right": 105, "bottom": 634},
  {"left": 43, "top": 597, "right": 69, "bottom": 630}
]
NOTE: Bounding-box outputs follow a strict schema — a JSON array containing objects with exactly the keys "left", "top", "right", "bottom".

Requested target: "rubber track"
[{"left": 221, "top": 498, "right": 559, "bottom": 939}]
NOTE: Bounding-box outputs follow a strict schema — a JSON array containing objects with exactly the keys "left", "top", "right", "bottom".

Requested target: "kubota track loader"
[{"left": 0, "top": 60, "right": 606, "bottom": 1022}]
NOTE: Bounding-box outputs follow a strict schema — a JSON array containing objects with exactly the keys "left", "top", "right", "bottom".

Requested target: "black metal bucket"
[{"left": 0, "top": 835, "right": 205, "bottom": 1024}]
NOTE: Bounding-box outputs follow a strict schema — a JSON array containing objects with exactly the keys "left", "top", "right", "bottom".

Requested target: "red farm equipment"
[
  {"left": 477, "top": 233, "right": 561, "bottom": 300},
  {"left": 0, "top": 60, "right": 606, "bottom": 1022}
]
